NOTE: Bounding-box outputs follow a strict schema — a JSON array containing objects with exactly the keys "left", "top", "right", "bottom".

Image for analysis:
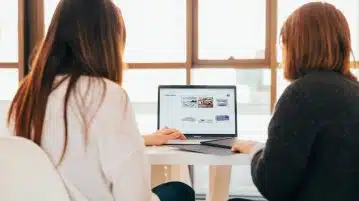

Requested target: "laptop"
[{"left": 157, "top": 85, "right": 238, "bottom": 145}]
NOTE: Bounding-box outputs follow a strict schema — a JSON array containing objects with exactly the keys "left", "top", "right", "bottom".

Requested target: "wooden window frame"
[
  {"left": 0, "top": 63, "right": 18, "bottom": 68},
  {"left": 20, "top": 0, "right": 359, "bottom": 111},
  {"left": 191, "top": 0, "right": 270, "bottom": 67},
  {"left": 18, "top": 0, "right": 44, "bottom": 80},
  {"left": 127, "top": 0, "right": 278, "bottom": 110}
]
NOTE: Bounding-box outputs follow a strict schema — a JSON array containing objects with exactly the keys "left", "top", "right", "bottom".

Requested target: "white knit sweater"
[{"left": 30, "top": 76, "right": 153, "bottom": 201}]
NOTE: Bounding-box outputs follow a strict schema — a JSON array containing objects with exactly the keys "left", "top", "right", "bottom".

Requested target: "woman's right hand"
[{"left": 143, "top": 128, "right": 185, "bottom": 146}]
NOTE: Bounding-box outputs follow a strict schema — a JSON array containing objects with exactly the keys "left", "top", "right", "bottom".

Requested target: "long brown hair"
[
  {"left": 8, "top": 0, "right": 126, "bottom": 165},
  {"left": 280, "top": 2, "right": 356, "bottom": 81}
]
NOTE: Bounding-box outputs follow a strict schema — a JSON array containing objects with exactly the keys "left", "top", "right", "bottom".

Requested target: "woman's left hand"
[
  {"left": 231, "top": 140, "right": 257, "bottom": 153},
  {"left": 143, "top": 128, "right": 186, "bottom": 146}
]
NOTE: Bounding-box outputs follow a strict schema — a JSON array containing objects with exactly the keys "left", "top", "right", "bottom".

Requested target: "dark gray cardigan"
[{"left": 251, "top": 70, "right": 359, "bottom": 201}]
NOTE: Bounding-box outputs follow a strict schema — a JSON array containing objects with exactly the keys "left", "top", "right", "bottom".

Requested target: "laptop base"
[
  {"left": 166, "top": 137, "right": 234, "bottom": 145},
  {"left": 166, "top": 139, "right": 209, "bottom": 145}
]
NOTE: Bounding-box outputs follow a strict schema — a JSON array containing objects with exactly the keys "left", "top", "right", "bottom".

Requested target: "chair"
[{"left": 0, "top": 136, "right": 71, "bottom": 201}]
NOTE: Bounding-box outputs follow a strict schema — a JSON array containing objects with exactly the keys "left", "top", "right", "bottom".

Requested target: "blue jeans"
[
  {"left": 153, "top": 182, "right": 257, "bottom": 201},
  {"left": 152, "top": 181, "right": 195, "bottom": 201}
]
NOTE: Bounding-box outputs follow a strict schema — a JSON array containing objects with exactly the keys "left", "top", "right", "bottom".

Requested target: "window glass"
[
  {"left": 44, "top": 0, "right": 59, "bottom": 33},
  {"left": 192, "top": 68, "right": 268, "bottom": 197},
  {"left": 277, "top": 0, "right": 312, "bottom": 62},
  {"left": 115, "top": 0, "right": 186, "bottom": 62},
  {"left": 324, "top": 0, "right": 359, "bottom": 60},
  {"left": 0, "top": 1, "right": 18, "bottom": 62},
  {"left": 198, "top": 0, "right": 266, "bottom": 60},
  {"left": 192, "top": 68, "right": 270, "bottom": 141},
  {"left": 0, "top": 68, "right": 18, "bottom": 100},
  {"left": 45, "top": 0, "right": 187, "bottom": 63},
  {"left": 122, "top": 69, "right": 186, "bottom": 134}
]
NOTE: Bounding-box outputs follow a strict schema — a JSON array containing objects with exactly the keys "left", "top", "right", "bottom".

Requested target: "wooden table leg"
[
  {"left": 151, "top": 165, "right": 192, "bottom": 188},
  {"left": 206, "top": 165, "right": 232, "bottom": 201},
  {"left": 151, "top": 165, "right": 167, "bottom": 188}
]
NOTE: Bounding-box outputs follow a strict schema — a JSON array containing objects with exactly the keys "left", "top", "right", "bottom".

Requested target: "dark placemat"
[{"left": 170, "top": 144, "right": 237, "bottom": 156}]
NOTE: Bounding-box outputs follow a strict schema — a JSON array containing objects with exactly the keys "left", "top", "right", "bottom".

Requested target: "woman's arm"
[
  {"left": 251, "top": 83, "right": 320, "bottom": 201},
  {"left": 96, "top": 85, "right": 151, "bottom": 201}
]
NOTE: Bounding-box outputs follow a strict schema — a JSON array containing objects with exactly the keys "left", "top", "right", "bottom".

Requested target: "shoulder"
[
  {"left": 280, "top": 71, "right": 343, "bottom": 100},
  {"left": 103, "top": 78, "right": 129, "bottom": 99},
  {"left": 101, "top": 78, "right": 131, "bottom": 109},
  {"left": 276, "top": 76, "right": 321, "bottom": 112},
  {"left": 76, "top": 76, "right": 130, "bottom": 104},
  {"left": 276, "top": 71, "right": 354, "bottom": 111}
]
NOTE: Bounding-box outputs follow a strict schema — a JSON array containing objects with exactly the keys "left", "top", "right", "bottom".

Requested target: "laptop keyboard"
[{"left": 186, "top": 136, "right": 218, "bottom": 140}]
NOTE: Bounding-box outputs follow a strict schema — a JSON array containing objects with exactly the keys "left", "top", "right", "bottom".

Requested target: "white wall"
[{"left": 0, "top": 100, "right": 10, "bottom": 136}]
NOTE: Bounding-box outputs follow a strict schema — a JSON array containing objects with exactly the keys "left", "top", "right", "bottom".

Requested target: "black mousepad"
[
  {"left": 200, "top": 138, "right": 238, "bottom": 149},
  {"left": 170, "top": 144, "right": 236, "bottom": 156}
]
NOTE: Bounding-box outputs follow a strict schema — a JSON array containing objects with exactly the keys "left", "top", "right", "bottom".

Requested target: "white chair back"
[{"left": 0, "top": 136, "right": 71, "bottom": 201}]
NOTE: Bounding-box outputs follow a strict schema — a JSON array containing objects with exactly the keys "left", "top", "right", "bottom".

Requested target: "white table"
[{"left": 145, "top": 146, "right": 251, "bottom": 201}]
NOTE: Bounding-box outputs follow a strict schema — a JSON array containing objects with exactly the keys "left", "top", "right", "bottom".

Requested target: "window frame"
[
  {"left": 19, "top": 0, "right": 359, "bottom": 198},
  {"left": 24, "top": 0, "right": 359, "bottom": 112},
  {"left": 0, "top": 0, "right": 21, "bottom": 80},
  {"left": 123, "top": 0, "right": 278, "bottom": 111},
  {"left": 0, "top": 63, "right": 17, "bottom": 68}
]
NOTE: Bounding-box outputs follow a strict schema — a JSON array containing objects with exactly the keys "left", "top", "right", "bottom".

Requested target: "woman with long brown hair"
[
  {"left": 231, "top": 2, "right": 359, "bottom": 201},
  {"left": 7, "top": 0, "right": 194, "bottom": 200}
]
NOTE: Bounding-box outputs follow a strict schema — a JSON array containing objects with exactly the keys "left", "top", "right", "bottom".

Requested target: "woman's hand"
[
  {"left": 143, "top": 128, "right": 186, "bottom": 146},
  {"left": 231, "top": 140, "right": 257, "bottom": 153}
]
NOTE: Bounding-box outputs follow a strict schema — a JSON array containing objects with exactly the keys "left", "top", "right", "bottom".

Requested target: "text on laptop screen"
[{"left": 159, "top": 88, "right": 236, "bottom": 135}]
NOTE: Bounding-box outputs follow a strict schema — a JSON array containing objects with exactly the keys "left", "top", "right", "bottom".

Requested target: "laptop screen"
[{"left": 158, "top": 86, "right": 236, "bottom": 135}]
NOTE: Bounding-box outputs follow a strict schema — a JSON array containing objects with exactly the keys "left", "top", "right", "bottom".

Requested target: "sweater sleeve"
[
  {"left": 95, "top": 84, "right": 151, "bottom": 201},
  {"left": 251, "top": 83, "right": 321, "bottom": 201}
]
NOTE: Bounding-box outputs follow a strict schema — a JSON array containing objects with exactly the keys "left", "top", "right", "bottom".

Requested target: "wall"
[{"left": 0, "top": 100, "right": 10, "bottom": 136}]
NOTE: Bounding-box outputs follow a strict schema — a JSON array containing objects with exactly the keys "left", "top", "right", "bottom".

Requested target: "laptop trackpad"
[{"left": 166, "top": 139, "right": 208, "bottom": 145}]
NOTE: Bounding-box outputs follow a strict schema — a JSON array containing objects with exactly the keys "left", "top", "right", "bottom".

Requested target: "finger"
[
  {"left": 231, "top": 145, "right": 237, "bottom": 152},
  {"left": 161, "top": 128, "right": 179, "bottom": 135},
  {"left": 231, "top": 144, "right": 241, "bottom": 152},
  {"left": 166, "top": 131, "right": 182, "bottom": 140},
  {"left": 179, "top": 133, "right": 186, "bottom": 140}
]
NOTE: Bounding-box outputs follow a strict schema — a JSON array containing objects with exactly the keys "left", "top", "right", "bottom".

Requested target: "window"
[
  {"left": 122, "top": 69, "right": 186, "bottom": 134},
  {"left": 352, "top": 69, "right": 359, "bottom": 77},
  {"left": 277, "top": 0, "right": 359, "bottom": 61},
  {"left": 324, "top": 0, "right": 359, "bottom": 60},
  {"left": 114, "top": 0, "right": 186, "bottom": 63},
  {"left": 198, "top": 0, "right": 266, "bottom": 60},
  {"left": 0, "top": 1, "right": 18, "bottom": 62},
  {"left": 0, "top": 0, "right": 18, "bottom": 102},
  {"left": 45, "top": 0, "right": 187, "bottom": 63},
  {"left": 277, "top": 0, "right": 312, "bottom": 62},
  {"left": 44, "top": 0, "right": 59, "bottom": 33},
  {"left": 276, "top": 68, "right": 290, "bottom": 101},
  {"left": 0, "top": 69, "right": 18, "bottom": 100},
  {"left": 192, "top": 68, "right": 271, "bottom": 141},
  {"left": 192, "top": 68, "right": 269, "bottom": 197},
  {"left": 277, "top": 0, "right": 359, "bottom": 99}
]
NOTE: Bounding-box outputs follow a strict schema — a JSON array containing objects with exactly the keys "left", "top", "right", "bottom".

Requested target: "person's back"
[
  {"left": 41, "top": 76, "right": 149, "bottom": 201},
  {"left": 287, "top": 70, "right": 359, "bottom": 201},
  {"left": 6, "top": 0, "right": 153, "bottom": 200},
  {"left": 230, "top": 2, "right": 359, "bottom": 201}
]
